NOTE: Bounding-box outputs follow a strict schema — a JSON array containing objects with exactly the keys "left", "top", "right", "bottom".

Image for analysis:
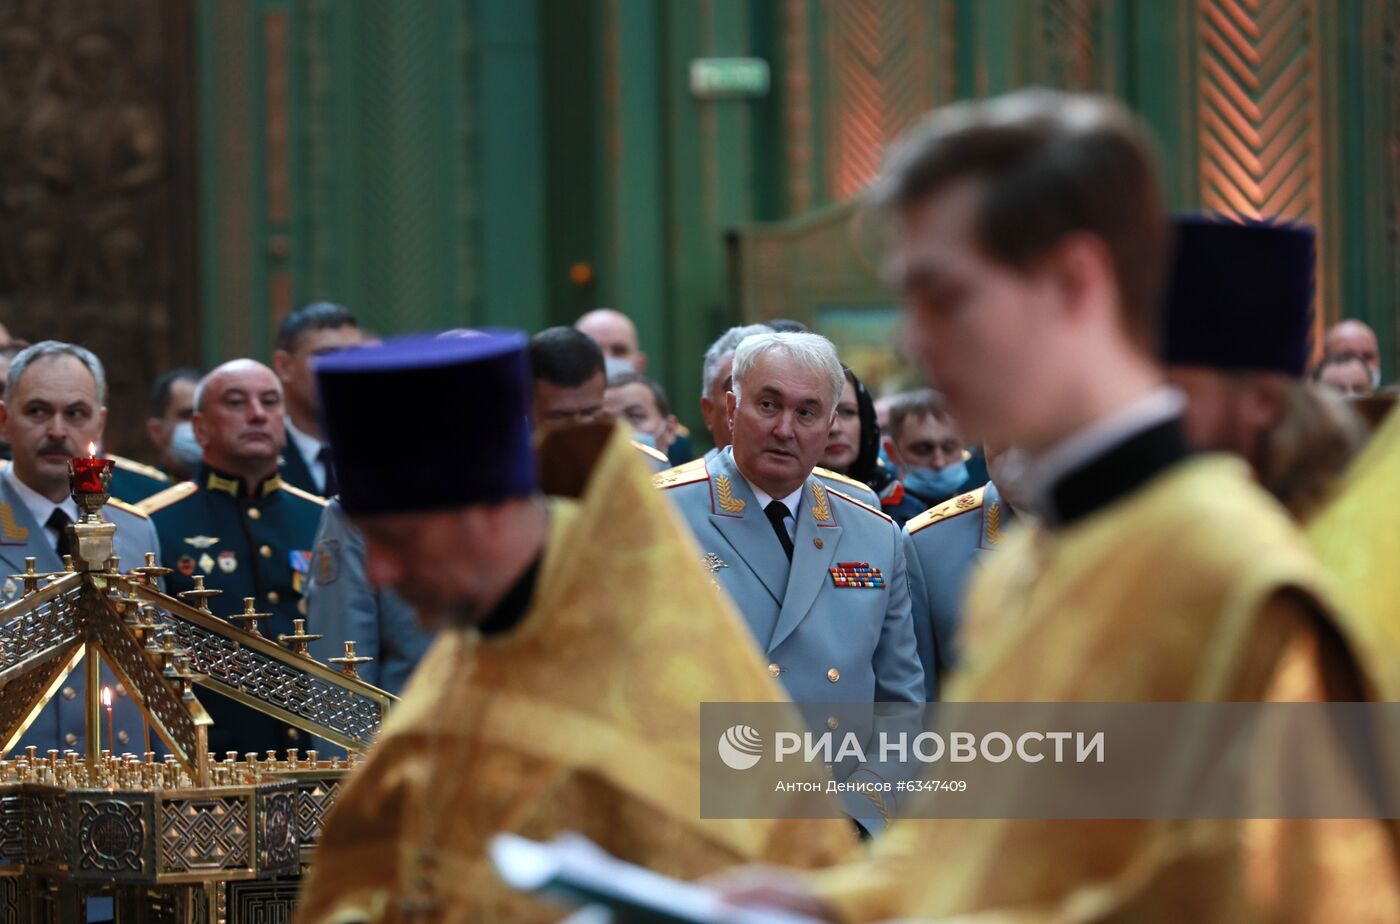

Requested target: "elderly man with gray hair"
[
  {"left": 693, "top": 323, "right": 884, "bottom": 506},
  {"left": 658, "top": 331, "right": 924, "bottom": 829}
]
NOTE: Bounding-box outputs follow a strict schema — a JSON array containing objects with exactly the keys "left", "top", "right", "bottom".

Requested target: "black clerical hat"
[
  {"left": 314, "top": 331, "right": 536, "bottom": 515},
  {"left": 1160, "top": 215, "right": 1315, "bottom": 377}
]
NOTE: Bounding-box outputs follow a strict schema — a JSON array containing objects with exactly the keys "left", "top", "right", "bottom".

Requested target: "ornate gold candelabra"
[{"left": 0, "top": 458, "right": 397, "bottom": 922}]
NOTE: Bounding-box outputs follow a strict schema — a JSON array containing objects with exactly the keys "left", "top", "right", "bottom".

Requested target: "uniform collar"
[
  {"left": 201, "top": 464, "right": 283, "bottom": 499},
  {"left": 3, "top": 466, "right": 79, "bottom": 529}
]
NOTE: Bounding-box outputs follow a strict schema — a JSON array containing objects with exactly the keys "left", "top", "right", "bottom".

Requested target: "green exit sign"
[{"left": 689, "top": 58, "right": 771, "bottom": 99}]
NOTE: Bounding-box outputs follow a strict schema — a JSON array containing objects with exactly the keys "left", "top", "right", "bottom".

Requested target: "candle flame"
[
  {"left": 101, "top": 686, "right": 111, "bottom": 707},
  {"left": 87, "top": 442, "right": 97, "bottom": 457}
]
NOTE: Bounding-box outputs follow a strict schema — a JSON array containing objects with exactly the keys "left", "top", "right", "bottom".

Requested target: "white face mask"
[
  {"left": 170, "top": 421, "right": 203, "bottom": 471},
  {"left": 604, "top": 356, "right": 636, "bottom": 377}
]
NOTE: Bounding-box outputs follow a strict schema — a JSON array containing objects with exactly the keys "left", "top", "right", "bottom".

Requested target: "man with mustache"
[
  {"left": 140, "top": 359, "right": 327, "bottom": 755},
  {"left": 0, "top": 340, "right": 161, "bottom": 755}
]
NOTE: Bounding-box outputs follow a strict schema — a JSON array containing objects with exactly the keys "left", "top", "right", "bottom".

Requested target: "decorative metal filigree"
[
  {"left": 70, "top": 794, "right": 154, "bottom": 881},
  {"left": 159, "top": 795, "right": 250, "bottom": 873},
  {"left": 255, "top": 782, "right": 299, "bottom": 874},
  {"left": 159, "top": 616, "right": 384, "bottom": 748},
  {"left": 0, "top": 578, "right": 82, "bottom": 683},
  {"left": 0, "top": 643, "right": 81, "bottom": 754},
  {"left": 83, "top": 597, "right": 199, "bottom": 761}
]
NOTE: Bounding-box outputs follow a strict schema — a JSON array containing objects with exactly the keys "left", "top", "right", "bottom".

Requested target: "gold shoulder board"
[
  {"left": 136, "top": 481, "right": 199, "bottom": 515},
  {"left": 111, "top": 454, "right": 172, "bottom": 483},
  {"left": 825, "top": 486, "right": 894, "bottom": 523},
  {"left": 813, "top": 466, "right": 870, "bottom": 493},
  {"left": 106, "top": 497, "right": 151, "bottom": 520},
  {"left": 280, "top": 483, "right": 331, "bottom": 507},
  {"left": 653, "top": 458, "right": 709, "bottom": 489},
  {"left": 906, "top": 486, "right": 987, "bottom": 536},
  {"left": 633, "top": 441, "right": 671, "bottom": 464}
]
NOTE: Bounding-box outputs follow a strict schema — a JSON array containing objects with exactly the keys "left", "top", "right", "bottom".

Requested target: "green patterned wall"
[{"left": 196, "top": 0, "right": 1400, "bottom": 414}]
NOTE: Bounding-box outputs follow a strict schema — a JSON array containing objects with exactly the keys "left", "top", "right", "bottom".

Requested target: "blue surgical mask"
[
  {"left": 632, "top": 430, "right": 657, "bottom": 449},
  {"left": 903, "top": 460, "right": 969, "bottom": 502},
  {"left": 170, "top": 421, "right": 203, "bottom": 472}
]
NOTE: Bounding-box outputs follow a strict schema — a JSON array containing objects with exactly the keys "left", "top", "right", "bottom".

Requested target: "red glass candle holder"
[{"left": 69, "top": 455, "right": 114, "bottom": 498}]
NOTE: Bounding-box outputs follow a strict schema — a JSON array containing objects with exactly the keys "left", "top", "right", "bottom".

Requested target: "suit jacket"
[
  {"left": 902, "top": 480, "right": 1008, "bottom": 694},
  {"left": 659, "top": 447, "right": 923, "bottom": 705},
  {"left": 279, "top": 439, "right": 322, "bottom": 497},
  {"left": 0, "top": 476, "right": 161, "bottom": 755},
  {"left": 306, "top": 500, "right": 430, "bottom": 696}
]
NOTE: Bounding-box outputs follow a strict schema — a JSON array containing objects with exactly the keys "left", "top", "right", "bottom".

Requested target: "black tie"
[
  {"left": 318, "top": 444, "right": 338, "bottom": 497},
  {"left": 764, "top": 500, "right": 795, "bottom": 562},
  {"left": 47, "top": 509, "right": 73, "bottom": 560}
]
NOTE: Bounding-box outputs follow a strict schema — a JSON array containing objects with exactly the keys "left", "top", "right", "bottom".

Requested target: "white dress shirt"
[{"left": 742, "top": 476, "right": 803, "bottom": 540}]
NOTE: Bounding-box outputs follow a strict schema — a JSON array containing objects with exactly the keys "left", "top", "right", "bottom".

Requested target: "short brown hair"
[
  {"left": 871, "top": 89, "right": 1169, "bottom": 350},
  {"left": 887, "top": 389, "right": 953, "bottom": 443}
]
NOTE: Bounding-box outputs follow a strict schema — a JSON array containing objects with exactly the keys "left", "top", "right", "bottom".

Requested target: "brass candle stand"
[{"left": 0, "top": 470, "right": 398, "bottom": 922}]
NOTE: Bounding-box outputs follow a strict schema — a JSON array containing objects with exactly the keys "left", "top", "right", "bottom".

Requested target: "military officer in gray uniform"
[
  {"left": 658, "top": 332, "right": 924, "bottom": 706},
  {"left": 0, "top": 341, "right": 160, "bottom": 754},
  {"left": 691, "top": 323, "right": 884, "bottom": 508},
  {"left": 306, "top": 499, "right": 430, "bottom": 696}
]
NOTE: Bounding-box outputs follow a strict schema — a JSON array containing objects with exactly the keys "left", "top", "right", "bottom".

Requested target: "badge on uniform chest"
[{"left": 829, "top": 562, "right": 885, "bottom": 589}]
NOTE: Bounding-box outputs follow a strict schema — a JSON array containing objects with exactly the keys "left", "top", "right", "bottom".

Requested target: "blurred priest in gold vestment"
[
  {"left": 294, "top": 333, "right": 854, "bottom": 924},
  {"left": 725, "top": 90, "right": 1399, "bottom": 923}
]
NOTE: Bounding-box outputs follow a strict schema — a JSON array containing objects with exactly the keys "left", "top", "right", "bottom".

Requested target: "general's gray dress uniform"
[
  {"left": 659, "top": 447, "right": 923, "bottom": 705},
  {"left": 700, "top": 446, "right": 884, "bottom": 510},
  {"left": 0, "top": 471, "right": 162, "bottom": 755},
  {"left": 306, "top": 499, "right": 430, "bottom": 696},
  {"left": 902, "top": 480, "right": 1007, "bottom": 694}
]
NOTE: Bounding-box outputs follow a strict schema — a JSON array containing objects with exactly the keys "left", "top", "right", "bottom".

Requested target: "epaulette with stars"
[{"left": 905, "top": 486, "right": 987, "bottom": 535}]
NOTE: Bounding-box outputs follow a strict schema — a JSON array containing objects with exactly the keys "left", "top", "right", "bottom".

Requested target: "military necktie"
[
  {"left": 46, "top": 508, "right": 73, "bottom": 560},
  {"left": 764, "top": 500, "right": 795, "bottom": 562},
  {"left": 318, "top": 444, "right": 338, "bottom": 497}
]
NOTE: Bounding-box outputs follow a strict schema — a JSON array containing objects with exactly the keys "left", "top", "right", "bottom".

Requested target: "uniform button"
[
  {"left": 247, "top": 508, "right": 261, "bottom": 520},
  {"left": 267, "top": 592, "right": 280, "bottom": 605},
  {"left": 297, "top": 598, "right": 308, "bottom": 616},
  {"left": 61, "top": 687, "right": 76, "bottom": 700},
  {"left": 260, "top": 545, "right": 272, "bottom": 558},
  {"left": 117, "top": 731, "right": 129, "bottom": 746},
  {"left": 827, "top": 668, "right": 840, "bottom": 683},
  {"left": 64, "top": 733, "right": 77, "bottom": 746},
  {"left": 814, "top": 538, "right": 824, "bottom": 549},
  {"left": 767, "top": 663, "right": 781, "bottom": 678},
  {"left": 286, "top": 728, "right": 301, "bottom": 741},
  {"left": 116, "top": 684, "right": 126, "bottom": 698},
  {"left": 826, "top": 716, "right": 840, "bottom": 730}
]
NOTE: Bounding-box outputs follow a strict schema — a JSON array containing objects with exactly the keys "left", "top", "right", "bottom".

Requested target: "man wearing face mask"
[
  {"left": 884, "top": 389, "right": 978, "bottom": 522},
  {"left": 145, "top": 368, "right": 202, "bottom": 482},
  {"left": 603, "top": 371, "right": 679, "bottom": 455}
]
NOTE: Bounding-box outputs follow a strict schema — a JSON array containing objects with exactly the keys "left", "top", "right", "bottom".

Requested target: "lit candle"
[
  {"left": 102, "top": 686, "right": 114, "bottom": 755},
  {"left": 70, "top": 442, "right": 114, "bottom": 496}
]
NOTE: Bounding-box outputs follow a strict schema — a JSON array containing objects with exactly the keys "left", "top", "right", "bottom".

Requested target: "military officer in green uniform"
[{"left": 139, "top": 359, "right": 326, "bottom": 755}]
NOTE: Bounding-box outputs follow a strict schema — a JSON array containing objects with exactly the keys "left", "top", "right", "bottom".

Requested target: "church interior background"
[{"left": 0, "top": 0, "right": 1396, "bottom": 457}]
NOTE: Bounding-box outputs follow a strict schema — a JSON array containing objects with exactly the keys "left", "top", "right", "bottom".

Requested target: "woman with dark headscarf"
[{"left": 821, "top": 366, "right": 917, "bottom": 521}]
